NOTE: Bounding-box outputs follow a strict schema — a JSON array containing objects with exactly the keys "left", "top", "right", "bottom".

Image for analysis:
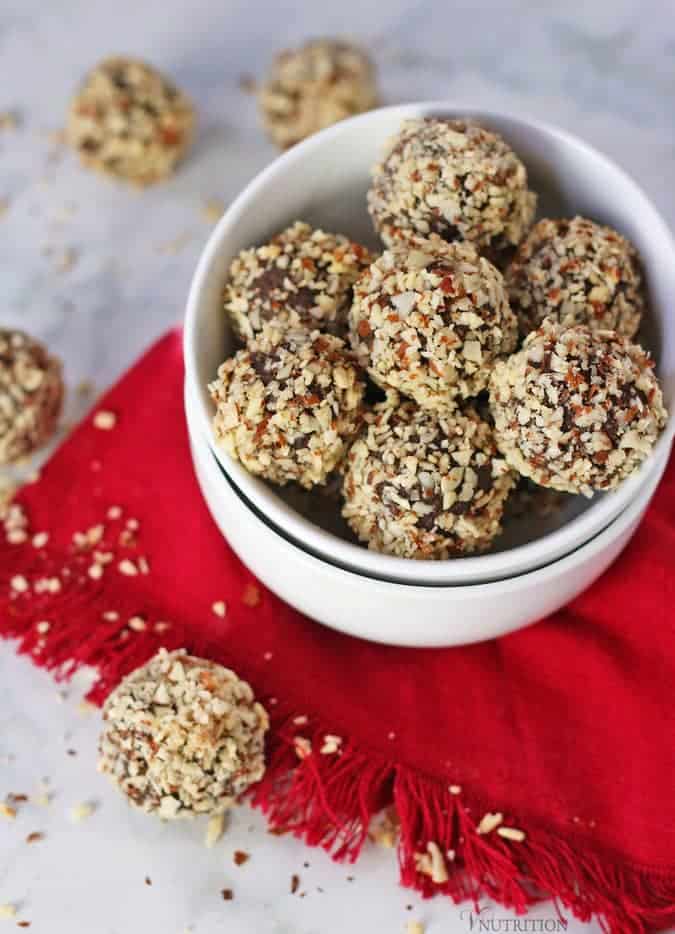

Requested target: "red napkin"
[{"left": 2, "top": 330, "right": 674, "bottom": 934}]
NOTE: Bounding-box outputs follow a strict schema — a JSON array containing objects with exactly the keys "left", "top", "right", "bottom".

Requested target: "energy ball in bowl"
[
  {"left": 368, "top": 118, "right": 536, "bottom": 262},
  {"left": 67, "top": 57, "right": 195, "bottom": 185},
  {"left": 489, "top": 321, "right": 667, "bottom": 496},
  {"left": 224, "top": 222, "right": 374, "bottom": 344},
  {"left": 209, "top": 328, "right": 366, "bottom": 489},
  {"left": 506, "top": 216, "right": 645, "bottom": 339},
  {"left": 98, "top": 648, "right": 269, "bottom": 819},
  {"left": 0, "top": 329, "right": 64, "bottom": 465},
  {"left": 258, "top": 38, "right": 379, "bottom": 149},
  {"left": 342, "top": 399, "right": 516, "bottom": 559},
  {"left": 349, "top": 240, "right": 517, "bottom": 411}
]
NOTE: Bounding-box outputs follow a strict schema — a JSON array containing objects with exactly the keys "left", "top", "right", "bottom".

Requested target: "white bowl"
[
  {"left": 184, "top": 103, "right": 675, "bottom": 586},
  {"left": 186, "top": 383, "right": 668, "bottom": 647}
]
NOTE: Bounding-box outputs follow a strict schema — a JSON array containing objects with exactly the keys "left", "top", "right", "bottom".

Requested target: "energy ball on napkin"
[
  {"left": 224, "top": 221, "right": 374, "bottom": 344},
  {"left": 368, "top": 118, "right": 536, "bottom": 261},
  {"left": 506, "top": 216, "right": 645, "bottom": 339},
  {"left": 209, "top": 328, "right": 366, "bottom": 489},
  {"left": 98, "top": 648, "right": 269, "bottom": 819},
  {"left": 258, "top": 38, "right": 379, "bottom": 149},
  {"left": 489, "top": 321, "right": 667, "bottom": 496},
  {"left": 0, "top": 329, "right": 63, "bottom": 465},
  {"left": 342, "top": 399, "right": 516, "bottom": 559},
  {"left": 67, "top": 57, "right": 195, "bottom": 185},
  {"left": 348, "top": 240, "right": 517, "bottom": 411}
]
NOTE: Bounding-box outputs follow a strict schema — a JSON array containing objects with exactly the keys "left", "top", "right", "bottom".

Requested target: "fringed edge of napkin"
[{"left": 2, "top": 508, "right": 674, "bottom": 934}]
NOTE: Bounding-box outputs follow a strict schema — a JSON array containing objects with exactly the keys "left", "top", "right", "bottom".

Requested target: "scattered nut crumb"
[
  {"left": 242, "top": 583, "right": 260, "bottom": 607},
  {"left": 292, "top": 715, "right": 308, "bottom": 726},
  {"left": 205, "top": 812, "right": 225, "bottom": 849},
  {"left": 320, "top": 734, "right": 342, "bottom": 755},
  {"left": 233, "top": 850, "right": 249, "bottom": 866},
  {"left": 406, "top": 922, "right": 425, "bottom": 934},
  {"left": 118, "top": 559, "right": 138, "bottom": 577},
  {"left": 10, "top": 575, "right": 29, "bottom": 594},
  {"left": 53, "top": 247, "right": 77, "bottom": 273},
  {"left": 414, "top": 841, "right": 448, "bottom": 884},
  {"left": 77, "top": 700, "right": 96, "bottom": 717},
  {"left": 290, "top": 873, "right": 300, "bottom": 894},
  {"left": 128, "top": 616, "right": 147, "bottom": 632},
  {"left": 238, "top": 74, "right": 256, "bottom": 93},
  {"left": 36, "top": 621, "right": 51, "bottom": 635},
  {"left": 212, "top": 601, "right": 227, "bottom": 618},
  {"left": 144, "top": 876, "right": 152, "bottom": 886},
  {"left": 93, "top": 410, "right": 116, "bottom": 431},
  {"left": 76, "top": 379, "right": 95, "bottom": 398},
  {"left": 17, "top": 922, "right": 31, "bottom": 929},
  {"left": 156, "top": 232, "right": 192, "bottom": 255},
  {"left": 0, "top": 904, "right": 16, "bottom": 920},
  {"left": 0, "top": 111, "right": 19, "bottom": 131},
  {"left": 25, "top": 832, "right": 44, "bottom": 844},
  {"left": 497, "top": 826, "right": 526, "bottom": 842},
  {"left": 202, "top": 199, "right": 224, "bottom": 223},
  {"left": 70, "top": 801, "right": 95, "bottom": 822},
  {"left": 477, "top": 812, "right": 503, "bottom": 835},
  {"left": 0, "top": 804, "right": 17, "bottom": 820},
  {"left": 293, "top": 736, "right": 311, "bottom": 760},
  {"left": 369, "top": 807, "right": 399, "bottom": 848},
  {"left": 32, "top": 531, "right": 49, "bottom": 547},
  {"left": 449, "top": 785, "right": 462, "bottom": 795},
  {"left": 221, "top": 889, "right": 233, "bottom": 901}
]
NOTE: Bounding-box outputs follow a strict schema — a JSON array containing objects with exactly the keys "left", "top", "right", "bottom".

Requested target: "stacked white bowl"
[{"left": 184, "top": 103, "right": 675, "bottom": 647}]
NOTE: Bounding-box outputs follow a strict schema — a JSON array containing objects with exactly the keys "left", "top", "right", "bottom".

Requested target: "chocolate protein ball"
[
  {"left": 209, "top": 328, "right": 366, "bottom": 489},
  {"left": 342, "top": 399, "right": 516, "bottom": 559},
  {"left": 98, "top": 649, "right": 269, "bottom": 819},
  {"left": 348, "top": 239, "right": 517, "bottom": 411},
  {"left": 368, "top": 118, "right": 536, "bottom": 261},
  {"left": 224, "top": 221, "right": 374, "bottom": 344},
  {"left": 258, "top": 38, "right": 379, "bottom": 149},
  {"left": 489, "top": 321, "right": 667, "bottom": 496},
  {"left": 506, "top": 216, "right": 645, "bottom": 339},
  {"left": 67, "top": 57, "right": 195, "bottom": 185},
  {"left": 0, "top": 329, "right": 64, "bottom": 465}
]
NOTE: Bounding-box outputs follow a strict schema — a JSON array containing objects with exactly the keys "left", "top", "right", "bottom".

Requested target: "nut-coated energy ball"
[
  {"left": 209, "top": 328, "right": 366, "bottom": 489},
  {"left": 367, "top": 118, "right": 536, "bottom": 261},
  {"left": 348, "top": 240, "right": 517, "bottom": 411},
  {"left": 0, "top": 329, "right": 64, "bottom": 465},
  {"left": 258, "top": 39, "right": 379, "bottom": 149},
  {"left": 224, "top": 221, "right": 373, "bottom": 344},
  {"left": 489, "top": 321, "right": 667, "bottom": 496},
  {"left": 342, "top": 399, "right": 516, "bottom": 559},
  {"left": 98, "top": 649, "right": 269, "bottom": 818},
  {"left": 505, "top": 216, "right": 645, "bottom": 339},
  {"left": 67, "top": 57, "right": 195, "bottom": 185}
]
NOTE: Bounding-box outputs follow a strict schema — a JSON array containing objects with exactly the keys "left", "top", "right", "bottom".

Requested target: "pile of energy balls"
[{"left": 210, "top": 117, "right": 668, "bottom": 561}]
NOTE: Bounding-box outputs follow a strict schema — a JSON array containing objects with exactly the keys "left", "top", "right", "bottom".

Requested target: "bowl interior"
[{"left": 184, "top": 103, "right": 675, "bottom": 584}]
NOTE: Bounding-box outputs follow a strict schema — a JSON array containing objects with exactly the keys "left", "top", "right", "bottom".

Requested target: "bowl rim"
[
  {"left": 184, "top": 101, "right": 675, "bottom": 584},
  {"left": 185, "top": 380, "right": 668, "bottom": 597}
]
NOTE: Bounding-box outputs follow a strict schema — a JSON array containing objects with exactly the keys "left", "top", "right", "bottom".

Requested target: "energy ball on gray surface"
[
  {"left": 367, "top": 118, "right": 536, "bottom": 261},
  {"left": 0, "top": 329, "right": 64, "bottom": 465},
  {"left": 506, "top": 216, "right": 646, "bottom": 339},
  {"left": 348, "top": 239, "right": 518, "bottom": 411},
  {"left": 209, "top": 328, "right": 366, "bottom": 489},
  {"left": 342, "top": 400, "right": 516, "bottom": 559},
  {"left": 98, "top": 648, "right": 269, "bottom": 819},
  {"left": 489, "top": 321, "right": 667, "bottom": 496},
  {"left": 224, "top": 222, "right": 374, "bottom": 344},
  {"left": 258, "top": 38, "right": 379, "bottom": 149},
  {"left": 67, "top": 57, "right": 195, "bottom": 185}
]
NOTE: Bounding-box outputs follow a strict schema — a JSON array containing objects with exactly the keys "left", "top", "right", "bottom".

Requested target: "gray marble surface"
[{"left": 1, "top": 0, "right": 674, "bottom": 930}]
